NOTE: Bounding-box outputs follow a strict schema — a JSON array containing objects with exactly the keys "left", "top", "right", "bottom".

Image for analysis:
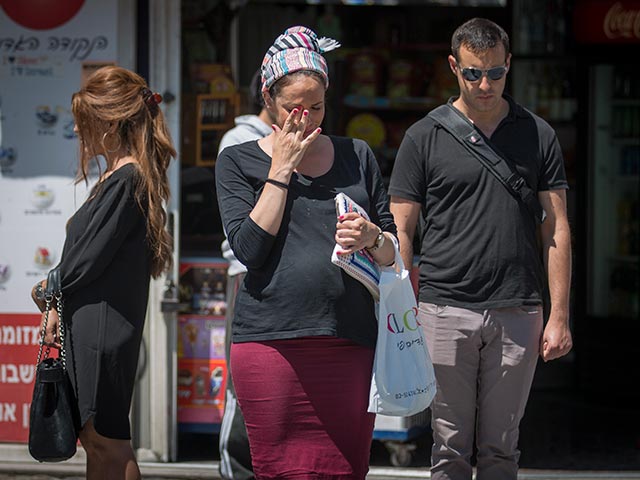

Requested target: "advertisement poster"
[
  {"left": 177, "top": 259, "right": 228, "bottom": 432},
  {"left": 177, "top": 317, "right": 227, "bottom": 430},
  {"left": 0, "top": 0, "right": 117, "bottom": 443},
  {"left": 0, "top": 315, "right": 40, "bottom": 442}
]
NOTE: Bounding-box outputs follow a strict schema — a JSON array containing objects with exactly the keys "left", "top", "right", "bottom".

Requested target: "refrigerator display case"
[
  {"left": 177, "top": 258, "right": 229, "bottom": 434},
  {"left": 587, "top": 64, "right": 640, "bottom": 320}
]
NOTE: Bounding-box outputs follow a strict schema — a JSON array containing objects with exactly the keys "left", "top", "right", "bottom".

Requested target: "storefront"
[
  {"left": 174, "top": 0, "right": 515, "bottom": 467},
  {"left": 173, "top": 0, "right": 640, "bottom": 468},
  {"left": 1, "top": 0, "right": 638, "bottom": 470},
  {"left": 0, "top": 0, "right": 181, "bottom": 464},
  {"left": 572, "top": 0, "right": 640, "bottom": 444}
]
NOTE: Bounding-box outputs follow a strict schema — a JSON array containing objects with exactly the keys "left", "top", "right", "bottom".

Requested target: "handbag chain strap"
[{"left": 36, "top": 291, "right": 66, "bottom": 369}]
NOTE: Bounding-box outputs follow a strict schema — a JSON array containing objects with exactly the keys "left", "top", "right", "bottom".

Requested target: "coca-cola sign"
[{"left": 575, "top": 0, "right": 640, "bottom": 43}]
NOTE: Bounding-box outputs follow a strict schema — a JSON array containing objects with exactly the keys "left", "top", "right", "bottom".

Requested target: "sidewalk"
[
  {"left": 1, "top": 460, "right": 640, "bottom": 480},
  {"left": 1, "top": 445, "right": 639, "bottom": 480}
]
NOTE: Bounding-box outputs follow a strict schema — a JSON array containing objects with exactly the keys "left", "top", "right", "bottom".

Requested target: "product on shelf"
[
  {"left": 426, "top": 57, "right": 458, "bottom": 103},
  {"left": 347, "top": 51, "right": 384, "bottom": 97},
  {"left": 387, "top": 59, "right": 417, "bottom": 98},
  {"left": 190, "top": 63, "right": 235, "bottom": 94},
  {"left": 346, "top": 113, "right": 386, "bottom": 148}
]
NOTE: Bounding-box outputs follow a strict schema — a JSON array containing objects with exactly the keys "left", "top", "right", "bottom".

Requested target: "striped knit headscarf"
[{"left": 261, "top": 26, "right": 341, "bottom": 93}]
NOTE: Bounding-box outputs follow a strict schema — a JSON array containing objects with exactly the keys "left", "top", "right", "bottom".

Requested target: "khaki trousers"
[{"left": 419, "top": 302, "right": 543, "bottom": 480}]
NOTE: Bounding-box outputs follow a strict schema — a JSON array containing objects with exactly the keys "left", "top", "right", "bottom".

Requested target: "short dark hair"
[{"left": 451, "top": 18, "right": 510, "bottom": 61}]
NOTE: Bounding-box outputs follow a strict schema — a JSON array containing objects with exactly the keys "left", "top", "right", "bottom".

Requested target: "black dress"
[{"left": 57, "top": 163, "right": 150, "bottom": 440}]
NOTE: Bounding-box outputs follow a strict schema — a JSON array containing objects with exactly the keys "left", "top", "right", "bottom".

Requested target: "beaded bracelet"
[{"left": 265, "top": 178, "right": 289, "bottom": 190}]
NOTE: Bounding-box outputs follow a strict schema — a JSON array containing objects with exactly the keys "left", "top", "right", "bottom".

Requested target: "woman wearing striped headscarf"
[{"left": 215, "top": 26, "right": 397, "bottom": 479}]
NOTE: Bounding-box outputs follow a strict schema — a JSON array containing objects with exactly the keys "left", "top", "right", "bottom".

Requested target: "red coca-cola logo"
[
  {"left": 575, "top": 0, "right": 640, "bottom": 44},
  {"left": 604, "top": 2, "right": 640, "bottom": 39},
  {"left": 0, "top": 0, "right": 85, "bottom": 31}
]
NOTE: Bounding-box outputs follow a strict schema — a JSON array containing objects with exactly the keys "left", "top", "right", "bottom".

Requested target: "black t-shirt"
[
  {"left": 57, "top": 164, "right": 151, "bottom": 438},
  {"left": 388, "top": 95, "right": 568, "bottom": 309},
  {"left": 215, "top": 136, "right": 396, "bottom": 348}
]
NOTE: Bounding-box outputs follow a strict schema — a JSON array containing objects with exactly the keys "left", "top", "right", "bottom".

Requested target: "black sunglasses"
[{"left": 458, "top": 64, "right": 508, "bottom": 82}]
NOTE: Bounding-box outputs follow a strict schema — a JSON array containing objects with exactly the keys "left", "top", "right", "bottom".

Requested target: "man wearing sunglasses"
[{"left": 389, "top": 18, "right": 572, "bottom": 480}]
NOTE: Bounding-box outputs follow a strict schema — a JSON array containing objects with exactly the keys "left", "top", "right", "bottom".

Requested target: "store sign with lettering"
[
  {"left": 0, "top": 35, "right": 109, "bottom": 61},
  {"left": 575, "top": 1, "right": 640, "bottom": 43},
  {"left": 0, "top": 0, "right": 117, "bottom": 444},
  {"left": 1, "top": 0, "right": 85, "bottom": 30},
  {"left": 387, "top": 307, "right": 421, "bottom": 333},
  {"left": 0, "top": 314, "right": 41, "bottom": 443}
]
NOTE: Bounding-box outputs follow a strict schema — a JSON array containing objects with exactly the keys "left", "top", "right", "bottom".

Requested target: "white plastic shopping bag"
[{"left": 368, "top": 237, "right": 436, "bottom": 416}]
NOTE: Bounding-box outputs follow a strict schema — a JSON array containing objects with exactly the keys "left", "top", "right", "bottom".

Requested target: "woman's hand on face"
[
  {"left": 335, "top": 212, "right": 379, "bottom": 254},
  {"left": 270, "top": 108, "right": 322, "bottom": 179},
  {"left": 40, "top": 309, "right": 61, "bottom": 350}
]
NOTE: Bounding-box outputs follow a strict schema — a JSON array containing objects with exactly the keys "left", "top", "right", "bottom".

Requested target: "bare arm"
[
  {"left": 40, "top": 308, "right": 61, "bottom": 349},
  {"left": 538, "top": 189, "right": 573, "bottom": 362},
  {"left": 389, "top": 196, "right": 422, "bottom": 270}
]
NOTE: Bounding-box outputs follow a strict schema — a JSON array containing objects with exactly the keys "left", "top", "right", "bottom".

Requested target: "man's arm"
[
  {"left": 538, "top": 189, "right": 573, "bottom": 362},
  {"left": 389, "top": 196, "right": 422, "bottom": 270}
]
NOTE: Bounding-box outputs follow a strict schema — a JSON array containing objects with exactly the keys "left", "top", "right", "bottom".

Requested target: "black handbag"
[{"left": 28, "top": 267, "right": 79, "bottom": 462}]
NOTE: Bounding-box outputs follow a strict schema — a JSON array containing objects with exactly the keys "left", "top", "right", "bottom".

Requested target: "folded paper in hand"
[{"left": 331, "top": 193, "right": 380, "bottom": 301}]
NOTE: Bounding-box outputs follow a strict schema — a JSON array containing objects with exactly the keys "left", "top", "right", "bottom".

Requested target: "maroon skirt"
[{"left": 230, "top": 337, "right": 376, "bottom": 480}]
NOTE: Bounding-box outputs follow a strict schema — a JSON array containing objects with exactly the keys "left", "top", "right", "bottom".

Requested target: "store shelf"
[
  {"left": 609, "top": 255, "right": 640, "bottom": 263},
  {"left": 181, "top": 92, "right": 239, "bottom": 167},
  {"left": 335, "top": 44, "right": 454, "bottom": 178},
  {"left": 611, "top": 137, "right": 640, "bottom": 145},
  {"left": 612, "top": 98, "right": 640, "bottom": 106},
  {"left": 343, "top": 94, "right": 438, "bottom": 111},
  {"left": 613, "top": 175, "right": 640, "bottom": 182}
]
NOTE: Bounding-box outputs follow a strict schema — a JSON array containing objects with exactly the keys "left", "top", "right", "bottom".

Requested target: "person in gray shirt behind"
[{"left": 218, "top": 69, "right": 272, "bottom": 480}]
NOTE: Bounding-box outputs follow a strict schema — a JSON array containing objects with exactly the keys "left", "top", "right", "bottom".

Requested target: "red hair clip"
[
  {"left": 141, "top": 88, "right": 162, "bottom": 116},
  {"left": 142, "top": 88, "right": 162, "bottom": 103}
]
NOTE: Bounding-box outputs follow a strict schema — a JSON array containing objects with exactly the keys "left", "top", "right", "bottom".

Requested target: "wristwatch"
[
  {"left": 34, "top": 281, "right": 45, "bottom": 301},
  {"left": 367, "top": 227, "right": 385, "bottom": 252}
]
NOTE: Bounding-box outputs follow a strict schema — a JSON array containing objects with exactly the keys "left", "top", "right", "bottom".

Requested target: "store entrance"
[
  {"left": 174, "top": 0, "right": 512, "bottom": 467},
  {"left": 173, "top": 0, "right": 639, "bottom": 472}
]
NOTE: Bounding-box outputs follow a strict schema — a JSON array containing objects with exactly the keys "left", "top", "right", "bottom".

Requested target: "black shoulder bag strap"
[{"left": 428, "top": 104, "right": 546, "bottom": 224}]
